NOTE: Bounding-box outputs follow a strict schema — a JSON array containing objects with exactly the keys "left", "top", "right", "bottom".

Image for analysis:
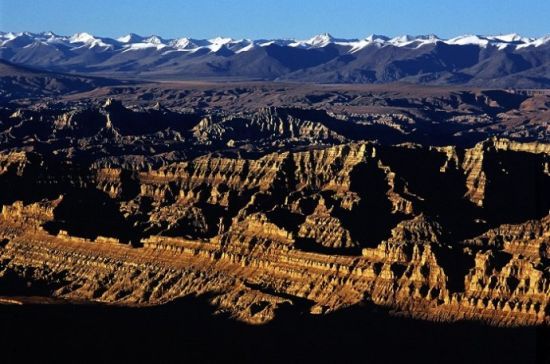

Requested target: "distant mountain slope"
[
  {"left": 1, "top": 31, "right": 549, "bottom": 87},
  {"left": 0, "top": 59, "right": 123, "bottom": 102}
]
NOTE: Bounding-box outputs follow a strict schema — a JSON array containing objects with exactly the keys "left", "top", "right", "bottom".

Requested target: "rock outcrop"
[{"left": 0, "top": 98, "right": 549, "bottom": 327}]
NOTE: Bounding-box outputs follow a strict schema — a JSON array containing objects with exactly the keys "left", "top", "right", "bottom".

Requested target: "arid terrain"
[{"left": 1, "top": 78, "right": 550, "bottom": 362}]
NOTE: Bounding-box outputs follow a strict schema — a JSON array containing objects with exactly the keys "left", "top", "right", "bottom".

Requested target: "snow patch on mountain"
[
  {"left": 69, "top": 32, "right": 114, "bottom": 49},
  {"left": 1, "top": 31, "right": 549, "bottom": 55}
]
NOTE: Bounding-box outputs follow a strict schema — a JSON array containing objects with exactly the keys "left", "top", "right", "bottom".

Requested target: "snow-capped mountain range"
[
  {"left": 2, "top": 31, "right": 549, "bottom": 53},
  {"left": 1, "top": 31, "right": 550, "bottom": 87}
]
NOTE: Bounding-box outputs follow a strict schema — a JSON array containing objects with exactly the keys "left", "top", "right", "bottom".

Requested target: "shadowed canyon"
[{"left": 1, "top": 82, "right": 550, "bottom": 363}]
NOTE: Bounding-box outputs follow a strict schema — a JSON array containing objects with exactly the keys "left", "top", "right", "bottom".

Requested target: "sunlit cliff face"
[{"left": 0, "top": 94, "right": 549, "bottom": 326}]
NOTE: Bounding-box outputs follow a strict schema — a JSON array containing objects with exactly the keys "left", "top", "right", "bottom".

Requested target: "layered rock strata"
[{"left": 1, "top": 130, "right": 549, "bottom": 326}]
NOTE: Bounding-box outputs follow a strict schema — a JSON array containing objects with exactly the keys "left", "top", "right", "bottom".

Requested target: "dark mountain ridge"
[{"left": 1, "top": 32, "right": 549, "bottom": 87}]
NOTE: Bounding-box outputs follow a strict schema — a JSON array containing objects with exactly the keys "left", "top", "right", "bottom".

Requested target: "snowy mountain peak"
[
  {"left": 308, "top": 32, "right": 335, "bottom": 45},
  {"left": 492, "top": 33, "right": 525, "bottom": 43},
  {"left": 144, "top": 35, "right": 164, "bottom": 44},
  {"left": 1, "top": 31, "right": 549, "bottom": 55},
  {"left": 365, "top": 34, "right": 390, "bottom": 42},
  {"left": 41, "top": 31, "right": 58, "bottom": 38},
  {"left": 209, "top": 37, "right": 234, "bottom": 45},
  {"left": 68, "top": 32, "right": 112, "bottom": 49},
  {"left": 447, "top": 35, "right": 490, "bottom": 47},
  {"left": 69, "top": 32, "right": 96, "bottom": 43},
  {"left": 385, "top": 34, "right": 441, "bottom": 48},
  {"left": 117, "top": 33, "right": 144, "bottom": 43},
  {"left": 1, "top": 30, "right": 549, "bottom": 87},
  {"left": 169, "top": 37, "right": 213, "bottom": 51},
  {"left": 390, "top": 34, "right": 415, "bottom": 43},
  {"left": 419, "top": 34, "right": 440, "bottom": 41},
  {"left": 170, "top": 37, "right": 192, "bottom": 49}
]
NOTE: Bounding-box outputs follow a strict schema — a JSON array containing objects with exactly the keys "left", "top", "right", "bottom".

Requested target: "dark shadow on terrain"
[
  {"left": 0, "top": 153, "right": 71, "bottom": 206},
  {"left": 378, "top": 146, "right": 487, "bottom": 242},
  {"left": 482, "top": 151, "right": 550, "bottom": 225},
  {"left": 42, "top": 188, "right": 136, "bottom": 243},
  {"left": 432, "top": 245, "right": 476, "bottom": 293},
  {"left": 294, "top": 236, "right": 362, "bottom": 256},
  {"left": 481, "top": 90, "right": 529, "bottom": 110},
  {"left": 0, "top": 267, "right": 69, "bottom": 297},
  {"left": 376, "top": 146, "right": 550, "bottom": 243},
  {"left": 0, "top": 294, "right": 548, "bottom": 364},
  {"left": 119, "top": 169, "right": 141, "bottom": 200},
  {"left": 103, "top": 99, "right": 203, "bottom": 135},
  {"left": 337, "top": 161, "right": 405, "bottom": 248}
]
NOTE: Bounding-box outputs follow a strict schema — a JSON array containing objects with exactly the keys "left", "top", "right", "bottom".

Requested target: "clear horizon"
[{"left": 0, "top": 0, "right": 549, "bottom": 40}]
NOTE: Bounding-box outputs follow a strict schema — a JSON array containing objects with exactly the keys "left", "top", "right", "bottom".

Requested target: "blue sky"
[{"left": 0, "top": 0, "right": 548, "bottom": 39}]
